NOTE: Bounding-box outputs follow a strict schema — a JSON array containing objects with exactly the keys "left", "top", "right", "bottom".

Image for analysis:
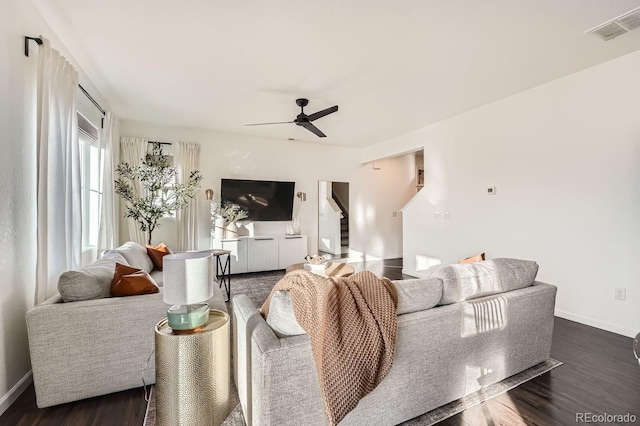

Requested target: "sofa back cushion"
[
  {"left": 392, "top": 278, "right": 443, "bottom": 315},
  {"left": 58, "top": 252, "right": 128, "bottom": 302},
  {"left": 430, "top": 258, "right": 539, "bottom": 305},
  {"left": 265, "top": 277, "right": 444, "bottom": 337},
  {"left": 108, "top": 241, "right": 154, "bottom": 273}
]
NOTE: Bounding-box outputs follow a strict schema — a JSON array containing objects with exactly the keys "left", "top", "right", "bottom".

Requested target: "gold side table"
[{"left": 155, "top": 310, "right": 230, "bottom": 426}]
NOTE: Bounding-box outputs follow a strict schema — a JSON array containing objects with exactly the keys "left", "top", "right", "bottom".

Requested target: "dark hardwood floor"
[
  {"left": 440, "top": 319, "right": 640, "bottom": 426},
  {"left": 3, "top": 263, "right": 639, "bottom": 425}
]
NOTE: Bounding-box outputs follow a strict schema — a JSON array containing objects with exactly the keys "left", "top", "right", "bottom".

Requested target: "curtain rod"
[
  {"left": 148, "top": 141, "right": 172, "bottom": 146},
  {"left": 78, "top": 84, "right": 106, "bottom": 116},
  {"left": 25, "top": 36, "right": 106, "bottom": 126}
]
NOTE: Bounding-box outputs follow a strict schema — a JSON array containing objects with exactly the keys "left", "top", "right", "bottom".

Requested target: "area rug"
[
  {"left": 144, "top": 271, "right": 562, "bottom": 425},
  {"left": 144, "top": 359, "right": 561, "bottom": 426}
]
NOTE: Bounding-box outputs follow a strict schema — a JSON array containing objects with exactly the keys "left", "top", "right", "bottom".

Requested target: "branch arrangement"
[{"left": 115, "top": 142, "right": 203, "bottom": 244}]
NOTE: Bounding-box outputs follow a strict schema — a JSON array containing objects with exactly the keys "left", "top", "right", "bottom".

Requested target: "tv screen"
[{"left": 221, "top": 178, "right": 295, "bottom": 222}]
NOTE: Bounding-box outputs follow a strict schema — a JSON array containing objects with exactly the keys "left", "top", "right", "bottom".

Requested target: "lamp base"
[{"left": 167, "top": 303, "right": 210, "bottom": 333}]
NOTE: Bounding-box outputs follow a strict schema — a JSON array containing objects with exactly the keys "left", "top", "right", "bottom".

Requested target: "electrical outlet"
[
  {"left": 392, "top": 211, "right": 397, "bottom": 217},
  {"left": 614, "top": 287, "right": 626, "bottom": 301}
]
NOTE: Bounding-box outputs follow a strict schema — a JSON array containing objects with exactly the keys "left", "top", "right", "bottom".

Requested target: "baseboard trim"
[
  {"left": 0, "top": 370, "right": 32, "bottom": 416},
  {"left": 555, "top": 309, "right": 636, "bottom": 338}
]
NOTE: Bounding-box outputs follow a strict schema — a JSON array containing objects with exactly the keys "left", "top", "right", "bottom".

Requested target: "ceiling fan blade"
[
  {"left": 307, "top": 105, "right": 338, "bottom": 122},
  {"left": 245, "top": 121, "right": 294, "bottom": 126},
  {"left": 301, "top": 122, "right": 326, "bottom": 137}
]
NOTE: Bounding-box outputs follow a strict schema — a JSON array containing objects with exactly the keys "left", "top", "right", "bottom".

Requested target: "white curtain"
[
  {"left": 96, "top": 112, "right": 119, "bottom": 254},
  {"left": 174, "top": 142, "right": 200, "bottom": 251},
  {"left": 120, "top": 137, "right": 147, "bottom": 245},
  {"left": 35, "top": 37, "right": 81, "bottom": 303}
]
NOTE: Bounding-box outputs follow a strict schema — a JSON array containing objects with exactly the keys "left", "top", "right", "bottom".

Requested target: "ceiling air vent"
[
  {"left": 585, "top": 7, "right": 640, "bottom": 41},
  {"left": 617, "top": 8, "right": 640, "bottom": 31}
]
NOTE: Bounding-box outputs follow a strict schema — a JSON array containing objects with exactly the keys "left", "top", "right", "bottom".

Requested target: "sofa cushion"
[
  {"left": 430, "top": 258, "right": 539, "bottom": 305},
  {"left": 392, "top": 278, "right": 443, "bottom": 315},
  {"left": 110, "top": 242, "right": 154, "bottom": 273},
  {"left": 57, "top": 252, "right": 129, "bottom": 302},
  {"left": 110, "top": 263, "right": 159, "bottom": 297},
  {"left": 265, "top": 277, "right": 444, "bottom": 336}
]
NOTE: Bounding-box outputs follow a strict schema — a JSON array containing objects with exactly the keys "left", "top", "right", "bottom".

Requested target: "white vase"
[
  {"left": 214, "top": 217, "right": 225, "bottom": 239},
  {"left": 225, "top": 222, "right": 238, "bottom": 239}
]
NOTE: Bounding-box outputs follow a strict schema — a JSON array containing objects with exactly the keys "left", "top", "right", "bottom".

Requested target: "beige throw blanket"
[{"left": 261, "top": 270, "right": 398, "bottom": 425}]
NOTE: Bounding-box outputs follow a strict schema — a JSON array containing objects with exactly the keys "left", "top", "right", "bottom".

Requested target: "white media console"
[{"left": 211, "top": 234, "right": 308, "bottom": 274}]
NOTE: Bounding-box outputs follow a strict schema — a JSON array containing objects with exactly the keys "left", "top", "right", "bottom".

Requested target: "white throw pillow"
[
  {"left": 266, "top": 290, "right": 306, "bottom": 337},
  {"left": 109, "top": 241, "right": 154, "bottom": 273}
]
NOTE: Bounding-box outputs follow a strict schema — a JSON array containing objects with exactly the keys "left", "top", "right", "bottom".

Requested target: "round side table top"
[{"left": 286, "top": 262, "right": 355, "bottom": 278}]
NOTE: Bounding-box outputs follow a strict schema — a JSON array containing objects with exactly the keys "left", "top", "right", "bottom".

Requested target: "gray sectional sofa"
[
  {"left": 233, "top": 258, "right": 557, "bottom": 426},
  {"left": 25, "top": 242, "right": 227, "bottom": 408}
]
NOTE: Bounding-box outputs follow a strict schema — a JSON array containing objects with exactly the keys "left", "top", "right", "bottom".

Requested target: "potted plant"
[
  {"left": 115, "top": 142, "right": 203, "bottom": 244},
  {"left": 219, "top": 202, "right": 249, "bottom": 238}
]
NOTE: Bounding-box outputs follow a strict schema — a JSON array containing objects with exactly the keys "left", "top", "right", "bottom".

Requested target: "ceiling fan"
[{"left": 245, "top": 98, "right": 338, "bottom": 138}]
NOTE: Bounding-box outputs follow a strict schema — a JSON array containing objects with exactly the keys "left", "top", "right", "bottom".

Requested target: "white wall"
[
  {"left": 377, "top": 50, "right": 640, "bottom": 338},
  {"left": 0, "top": 0, "right": 110, "bottom": 413},
  {"left": 318, "top": 181, "right": 342, "bottom": 254},
  {"left": 352, "top": 155, "right": 417, "bottom": 260}
]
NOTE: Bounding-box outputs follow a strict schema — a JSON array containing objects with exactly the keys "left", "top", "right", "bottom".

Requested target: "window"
[
  {"left": 147, "top": 148, "right": 176, "bottom": 219},
  {"left": 78, "top": 113, "right": 104, "bottom": 248}
]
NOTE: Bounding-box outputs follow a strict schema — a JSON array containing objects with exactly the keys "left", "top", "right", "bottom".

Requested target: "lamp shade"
[{"left": 163, "top": 252, "right": 214, "bottom": 305}]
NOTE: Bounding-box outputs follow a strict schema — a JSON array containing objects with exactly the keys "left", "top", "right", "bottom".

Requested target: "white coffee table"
[{"left": 285, "top": 262, "right": 355, "bottom": 277}]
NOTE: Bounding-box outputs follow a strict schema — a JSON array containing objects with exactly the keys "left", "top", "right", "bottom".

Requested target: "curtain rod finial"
[{"left": 24, "top": 36, "right": 43, "bottom": 57}]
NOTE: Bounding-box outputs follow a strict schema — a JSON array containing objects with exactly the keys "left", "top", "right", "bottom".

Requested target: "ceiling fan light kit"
[{"left": 246, "top": 98, "right": 339, "bottom": 138}]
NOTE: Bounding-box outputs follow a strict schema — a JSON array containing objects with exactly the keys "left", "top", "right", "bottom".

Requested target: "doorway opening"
[{"left": 318, "top": 181, "right": 349, "bottom": 259}]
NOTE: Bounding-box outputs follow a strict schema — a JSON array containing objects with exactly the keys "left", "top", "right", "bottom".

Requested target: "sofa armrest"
[
  {"left": 26, "top": 293, "right": 168, "bottom": 407},
  {"left": 233, "top": 294, "right": 261, "bottom": 425},
  {"left": 233, "top": 294, "right": 320, "bottom": 426}
]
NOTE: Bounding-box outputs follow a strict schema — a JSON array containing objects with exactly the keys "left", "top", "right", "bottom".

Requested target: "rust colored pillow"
[
  {"left": 146, "top": 242, "right": 171, "bottom": 270},
  {"left": 458, "top": 252, "right": 485, "bottom": 264},
  {"left": 111, "top": 263, "right": 159, "bottom": 297}
]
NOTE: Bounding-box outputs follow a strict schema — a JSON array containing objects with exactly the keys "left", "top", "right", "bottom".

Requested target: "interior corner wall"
[
  {"left": 0, "top": 0, "right": 110, "bottom": 413},
  {"left": 352, "top": 155, "right": 417, "bottom": 260},
  {"left": 392, "top": 50, "right": 640, "bottom": 338}
]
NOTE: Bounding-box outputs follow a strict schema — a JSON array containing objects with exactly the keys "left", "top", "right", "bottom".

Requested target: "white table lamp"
[{"left": 163, "top": 252, "right": 214, "bottom": 333}]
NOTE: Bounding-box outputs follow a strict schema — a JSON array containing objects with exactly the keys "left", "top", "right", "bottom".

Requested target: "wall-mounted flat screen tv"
[{"left": 221, "top": 178, "right": 295, "bottom": 222}]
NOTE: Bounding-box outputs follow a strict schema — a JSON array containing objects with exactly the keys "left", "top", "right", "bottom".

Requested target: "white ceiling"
[{"left": 30, "top": 0, "right": 640, "bottom": 149}]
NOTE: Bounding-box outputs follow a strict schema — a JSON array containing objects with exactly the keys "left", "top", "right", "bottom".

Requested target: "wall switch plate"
[
  {"left": 487, "top": 187, "right": 496, "bottom": 195},
  {"left": 392, "top": 211, "right": 397, "bottom": 217},
  {"left": 614, "top": 287, "right": 626, "bottom": 301}
]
